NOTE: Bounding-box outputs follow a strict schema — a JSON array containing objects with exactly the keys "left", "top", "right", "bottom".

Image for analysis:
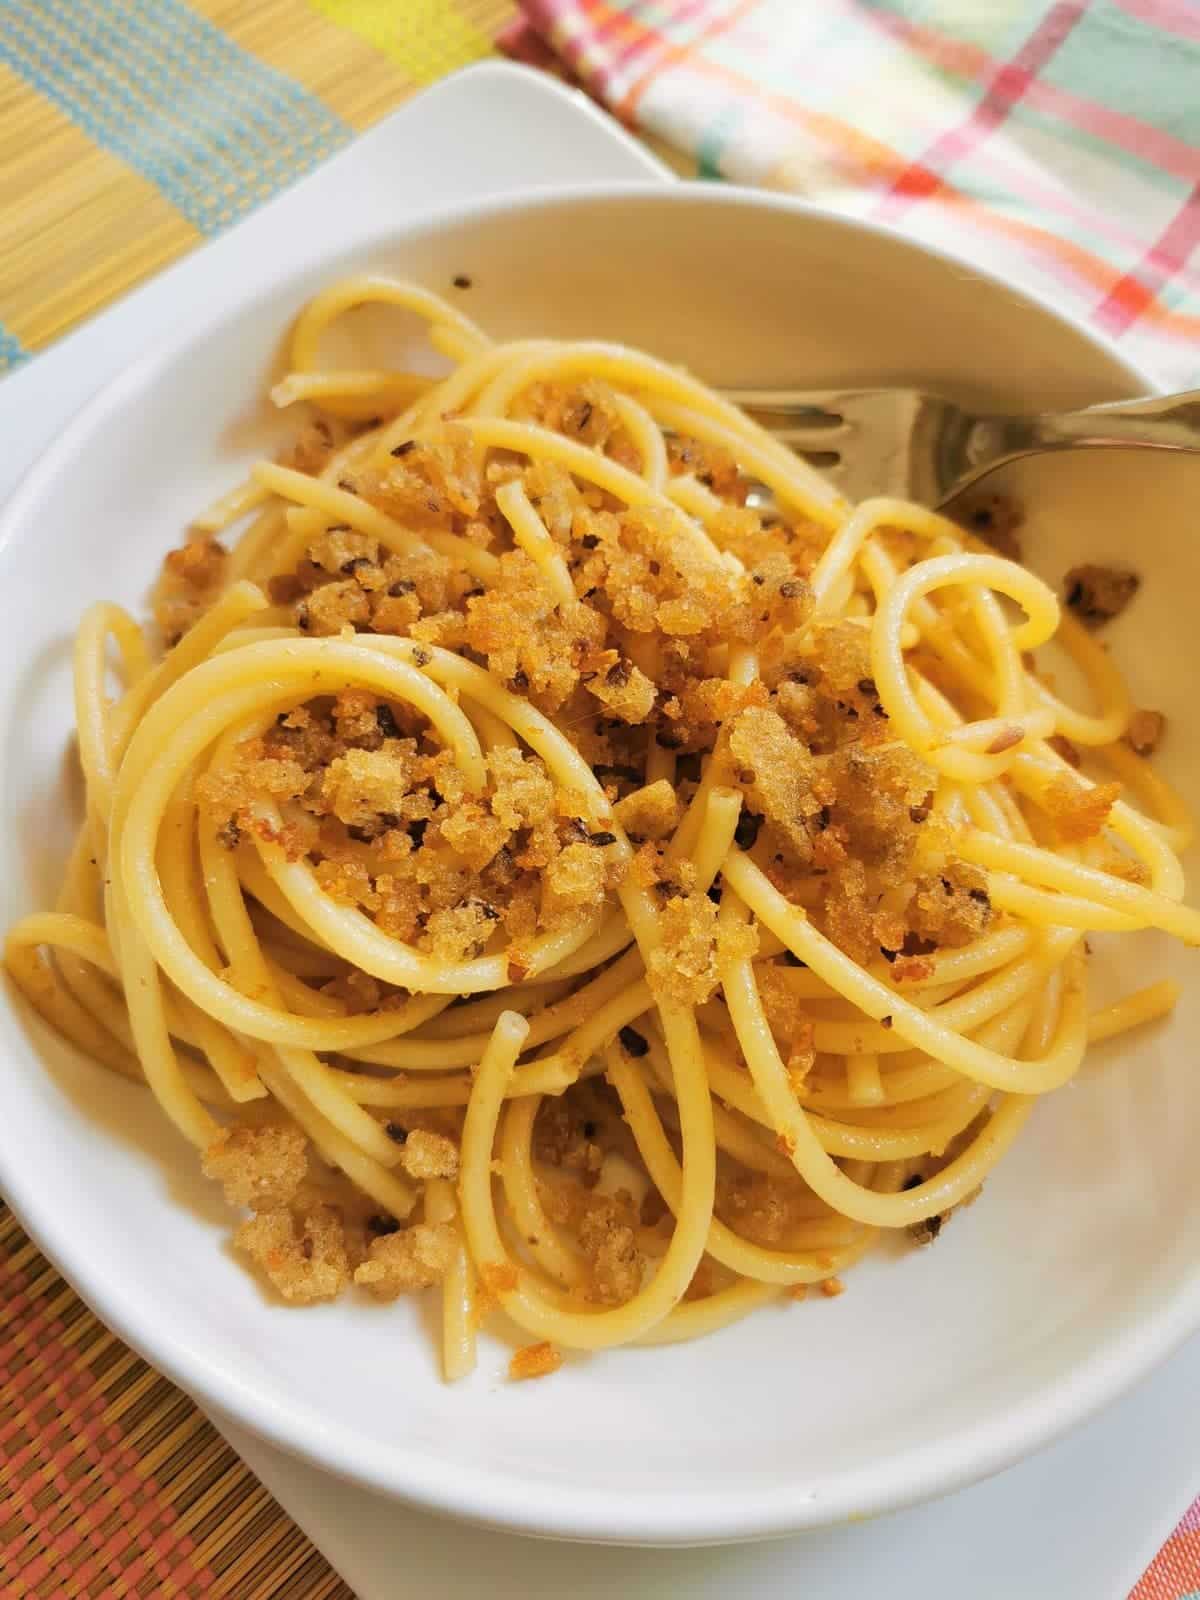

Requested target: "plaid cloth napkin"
[
  {"left": 505, "top": 0, "right": 1200, "bottom": 388},
  {"left": 1134, "top": 1503, "right": 1200, "bottom": 1600}
]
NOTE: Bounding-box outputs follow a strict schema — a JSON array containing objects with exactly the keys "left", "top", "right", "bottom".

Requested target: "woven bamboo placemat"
[{"left": 0, "top": 1203, "right": 354, "bottom": 1598}]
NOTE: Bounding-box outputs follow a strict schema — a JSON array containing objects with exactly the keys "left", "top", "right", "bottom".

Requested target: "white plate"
[
  {"left": 1, "top": 62, "right": 1198, "bottom": 1550},
  {"left": 217, "top": 1331, "right": 1200, "bottom": 1599}
]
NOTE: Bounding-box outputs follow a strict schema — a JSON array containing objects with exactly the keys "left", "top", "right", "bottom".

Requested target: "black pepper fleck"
[{"left": 734, "top": 810, "right": 763, "bottom": 849}]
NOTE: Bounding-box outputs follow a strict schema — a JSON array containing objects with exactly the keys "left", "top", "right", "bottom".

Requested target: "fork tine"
[
  {"left": 720, "top": 387, "right": 848, "bottom": 415},
  {"left": 745, "top": 418, "right": 854, "bottom": 452},
  {"left": 721, "top": 388, "right": 855, "bottom": 453},
  {"left": 744, "top": 448, "right": 860, "bottom": 511}
]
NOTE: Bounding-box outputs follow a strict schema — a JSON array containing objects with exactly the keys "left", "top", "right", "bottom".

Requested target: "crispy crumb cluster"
[
  {"left": 354, "top": 1222, "right": 458, "bottom": 1302},
  {"left": 235, "top": 1205, "right": 350, "bottom": 1304},
  {"left": 1063, "top": 563, "right": 1139, "bottom": 626},
  {"left": 195, "top": 709, "right": 624, "bottom": 962},
  {"left": 509, "top": 1341, "right": 563, "bottom": 1381},
  {"left": 153, "top": 534, "right": 228, "bottom": 646},
  {"left": 202, "top": 1125, "right": 308, "bottom": 1211}
]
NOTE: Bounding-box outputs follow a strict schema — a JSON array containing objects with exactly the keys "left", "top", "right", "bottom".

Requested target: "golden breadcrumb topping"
[
  {"left": 1042, "top": 778, "right": 1121, "bottom": 844},
  {"left": 509, "top": 1341, "right": 563, "bottom": 1381},
  {"left": 577, "top": 1190, "right": 644, "bottom": 1305},
  {"left": 235, "top": 1205, "right": 350, "bottom": 1304},
  {"left": 154, "top": 533, "right": 228, "bottom": 645},
  {"left": 1063, "top": 563, "right": 1139, "bottom": 627},
  {"left": 1126, "top": 708, "right": 1165, "bottom": 757},
  {"left": 202, "top": 1125, "right": 308, "bottom": 1211},
  {"left": 647, "top": 891, "right": 758, "bottom": 1007},
  {"left": 353, "top": 1222, "right": 457, "bottom": 1302},
  {"left": 398, "top": 1129, "right": 460, "bottom": 1181}
]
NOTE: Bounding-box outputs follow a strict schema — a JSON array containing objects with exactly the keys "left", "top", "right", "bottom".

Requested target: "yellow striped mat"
[{"left": 0, "top": 0, "right": 516, "bottom": 367}]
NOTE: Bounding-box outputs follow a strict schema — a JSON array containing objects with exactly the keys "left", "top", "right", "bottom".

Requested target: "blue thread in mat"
[
  {"left": 0, "top": 324, "right": 30, "bottom": 374},
  {"left": 0, "top": 0, "right": 353, "bottom": 235}
]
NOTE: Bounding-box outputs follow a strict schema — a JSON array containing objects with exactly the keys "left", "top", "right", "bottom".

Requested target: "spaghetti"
[{"left": 6, "top": 276, "right": 1193, "bottom": 1382}]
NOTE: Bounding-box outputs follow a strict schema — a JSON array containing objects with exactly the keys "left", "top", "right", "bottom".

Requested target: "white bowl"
[{"left": 3, "top": 184, "right": 1199, "bottom": 1546}]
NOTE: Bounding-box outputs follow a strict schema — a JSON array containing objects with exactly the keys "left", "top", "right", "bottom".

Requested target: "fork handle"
[{"left": 966, "top": 390, "right": 1200, "bottom": 477}]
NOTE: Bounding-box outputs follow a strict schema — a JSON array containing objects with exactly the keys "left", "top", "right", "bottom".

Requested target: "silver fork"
[{"left": 720, "top": 386, "right": 1200, "bottom": 508}]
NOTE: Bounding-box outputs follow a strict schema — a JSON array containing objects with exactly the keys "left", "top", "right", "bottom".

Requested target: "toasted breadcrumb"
[
  {"left": 154, "top": 534, "right": 228, "bottom": 644},
  {"left": 726, "top": 705, "right": 815, "bottom": 860},
  {"left": 543, "top": 841, "right": 609, "bottom": 922},
  {"left": 284, "top": 416, "right": 342, "bottom": 475},
  {"left": 1126, "top": 708, "right": 1166, "bottom": 757},
  {"left": 614, "top": 779, "right": 680, "bottom": 840},
  {"left": 1063, "top": 563, "right": 1139, "bottom": 626},
  {"left": 509, "top": 1341, "right": 563, "bottom": 1381},
  {"left": 202, "top": 1125, "right": 308, "bottom": 1211},
  {"left": 587, "top": 659, "right": 657, "bottom": 724},
  {"left": 399, "top": 1129, "right": 460, "bottom": 1181},
  {"left": 480, "top": 1262, "right": 520, "bottom": 1295},
  {"left": 908, "top": 1212, "right": 944, "bottom": 1246},
  {"left": 819, "top": 1276, "right": 846, "bottom": 1298},
  {"left": 964, "top": 492, "right": 1023, "bottom": 560},
  {"left": 353, "top": 1221, "right": 457, "bottom": 1301},
  {"left": 578, "top": 1190, "right": 644, "bottom": 1305},
  {"left": 647, "top": 892, "right": 757, "bottom": 1006},
  {"left": 1042, "top": 777, "right": 1121, "bottom": 843},
  {"left": 235, "top": 1205, "right": 350, "bottom": 1303},
  {"left": 908, "top": 864, "right": 992, "bottom": 949},
  {"left": 717, "top": 1173, "right": 813, "bottom": 1247}
]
